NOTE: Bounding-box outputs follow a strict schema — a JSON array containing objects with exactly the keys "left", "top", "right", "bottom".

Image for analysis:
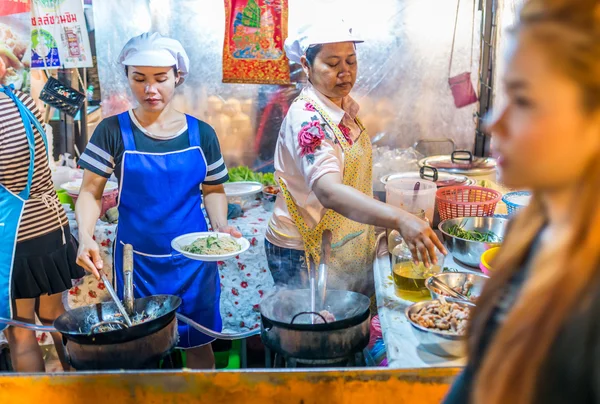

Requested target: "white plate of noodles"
[{"left": 171, "top": 232, "right": 250, "bottom": 262}]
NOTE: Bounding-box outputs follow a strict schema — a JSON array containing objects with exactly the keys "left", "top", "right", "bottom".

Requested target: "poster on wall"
[
  {"left": 30, "top": 0, "right": 93, "bottom": 69},
  {"left": 223, "top": 0, "right": 290, "bottom": 84},
  {"left": 0, "top": 0, "right": 31, "bottom": 92}
]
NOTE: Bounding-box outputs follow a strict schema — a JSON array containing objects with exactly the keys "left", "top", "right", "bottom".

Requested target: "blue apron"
[
  {"left": 113, "top": 111, "right": 222, "bottom": 348},
  {"left": 0, "top": 85, "right": 48, "bottom": 331}
]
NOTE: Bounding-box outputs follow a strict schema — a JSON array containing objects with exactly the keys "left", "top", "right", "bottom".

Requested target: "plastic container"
[
  {"left": 261, "top": 186, "right": 280, "bottom": 212},
  {"left": 385, "top": 178, "right": 437, "bottom": 223},
  {"left": 214, "top": 339, "right": 242, "bottom": 369},
  {"left": 502, "top": 191, "right": 532, "bottom": 216},
  {"left": 480, "top": 247, "right": 500, "bottom": 275},
  {"left": 68, "top": 189, "right": 118, "bottom": 217},
  {"left": 436, "top": 186, "right": 502, "bottom": 221},
  {"left": 56, "top": 189, "right": 74, "bottom": 209}
]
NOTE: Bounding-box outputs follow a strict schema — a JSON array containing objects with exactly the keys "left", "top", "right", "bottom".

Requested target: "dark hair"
[
  {"left": 124, "top": 65, "right": 178, "bottom": 76},
  {"left": 305, "top": 44, "right": 323, "bottom": 66}
]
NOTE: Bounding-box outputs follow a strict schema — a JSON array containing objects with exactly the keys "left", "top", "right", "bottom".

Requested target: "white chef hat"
[
  {"left": 284, "top": 17, "right": 363, "bottom": 64},
  {"left": 118, "top": 32, "right": 190, "bottom": 85}
]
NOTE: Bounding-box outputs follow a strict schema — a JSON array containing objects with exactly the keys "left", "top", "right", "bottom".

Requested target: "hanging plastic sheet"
[
  {"left": 492, "top": 0, "right": 524, "bottom": 113},
  {"left": 93, "top": 0, "right": 482, "bottom": 169}
]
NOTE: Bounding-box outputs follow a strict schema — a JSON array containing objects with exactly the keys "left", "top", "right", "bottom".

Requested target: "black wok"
[
  {"left": 259, "top": 289, "right": 371, "bottom": 360},
  {"left": 0, "top": 295, "right": 181, "bottom": 345}
]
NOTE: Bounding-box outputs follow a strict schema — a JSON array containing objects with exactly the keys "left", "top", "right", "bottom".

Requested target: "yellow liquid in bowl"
[{"left": 393, "top": 262, "right": 441, "bottom": 302}]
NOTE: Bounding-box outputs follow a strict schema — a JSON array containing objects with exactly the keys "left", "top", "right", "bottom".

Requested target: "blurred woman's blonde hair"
[{"left": 469, "top": 1, "right": 600, "bottom": 403}]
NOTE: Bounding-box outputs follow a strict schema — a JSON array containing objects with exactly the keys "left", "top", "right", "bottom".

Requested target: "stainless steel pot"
[
  {"left": 260, "top": 289, "right": 371, "bottom": 360},
  {"left": 419, "top": 151, "right": 498, "bottom": 183},
  {"left": 381, "top": 169, "right": 476, "bottom": 188}
]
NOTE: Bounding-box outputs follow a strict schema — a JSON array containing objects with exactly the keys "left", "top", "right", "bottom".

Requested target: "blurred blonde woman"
[{"left": 444, "top": 0, "right": 600, "bottom": 403}]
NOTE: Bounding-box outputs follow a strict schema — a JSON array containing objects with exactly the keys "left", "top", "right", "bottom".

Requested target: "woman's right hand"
[
  {"left": 396, "top": 211, "right": 447, "bottom": 268},
  {"left": 76, "top": 234, "right": 104, "bottom": 280}
]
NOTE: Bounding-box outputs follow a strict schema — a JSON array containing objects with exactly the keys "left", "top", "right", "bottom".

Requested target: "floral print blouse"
[{"left": 266, "top": 84, "right": 363, "bottom": 250}]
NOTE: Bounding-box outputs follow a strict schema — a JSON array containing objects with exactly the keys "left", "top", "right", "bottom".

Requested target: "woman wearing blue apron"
[
  {"left": 0, "top": 85, "right": 84, "bottom": 372},
  {"left": 76, "top": 33, "right": 239, "bottom": 369}
]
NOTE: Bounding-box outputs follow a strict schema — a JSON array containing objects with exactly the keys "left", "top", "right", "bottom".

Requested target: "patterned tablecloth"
[{"left": 32, "top": 205, "right": 274, "bottom": 345}]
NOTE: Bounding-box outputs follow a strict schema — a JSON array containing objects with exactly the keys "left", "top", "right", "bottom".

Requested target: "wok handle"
[
  {"left": 0, "top": 317, "right": 57, "bottom": 333},
  {"left": 176, "top": 313, "right": 260, "bottom": 340},
  {"left": 262, "top": 316, "right": 273, "bottom": 332},
  {"left": 290, "top": 312, "right": 328, "bottom": 324}
]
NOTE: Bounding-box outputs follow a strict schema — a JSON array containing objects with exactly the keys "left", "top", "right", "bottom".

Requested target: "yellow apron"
[{"left": 279, "top": 95, "right": 376, "bottom": 295}]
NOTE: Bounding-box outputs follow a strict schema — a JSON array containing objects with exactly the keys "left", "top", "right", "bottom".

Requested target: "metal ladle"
[
  {"left": 89, "top": 244, "right": 134, "bottom": 331},
  {"left": 99, "top": 271, "right": 132, "bottom": 328},
  {"left": 94, "top": 244, "right": 133, "bottom": 328},
  {"left": 318, "top": 230, "right": 332, "bottom": 310}
]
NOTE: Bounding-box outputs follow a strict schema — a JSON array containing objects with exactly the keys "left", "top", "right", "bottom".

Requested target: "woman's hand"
[
  {"left": 313, "top": 173, "right": 447, "bottom": 267},
  {"left": 202, "top": 184, "right": 242, "bottom": 238},
  {"left": 76, "top": 234, "right": 104, "bottom": 280},
  {"left": 217, "top": 225, "right": 242, "bottom": 238},
  {"left": 396, "top": 212, "right": 447, "bottom": 268},
  {"left": 75, "top": 170, "right": 107, "bottom": 280}
]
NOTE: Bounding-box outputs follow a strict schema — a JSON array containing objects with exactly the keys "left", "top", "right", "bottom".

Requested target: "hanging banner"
[
  {"left": 31, "top": 0, "right": 93, "bottom": 69},
  {"left": 0, "top": 0, "right": 31, "bottom": 92},
  {"left": 222, "top": 0, "right": 290, "bottom": 84}
]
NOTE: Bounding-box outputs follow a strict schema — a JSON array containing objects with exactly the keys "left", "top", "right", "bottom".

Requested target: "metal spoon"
[
  {"left": 99, "top": 271, "right": 133, "bottom": 327},
  {"left": 308, "top": 256, "right": 318, "bottom": 325},
  {"left": 430, "top": 276, "right": 471, "bottom": 302},
  {"left": 318, "top": 230, "right": 332, "bottom": 310}
]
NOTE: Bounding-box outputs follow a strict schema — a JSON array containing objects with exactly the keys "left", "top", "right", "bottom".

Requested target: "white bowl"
[
  {"left": 171, "top": 232, "right": 250, "bottom": 262},
  {"left": 223, "top": 181, "right": 262, "bottom": 198},
  {"left": 61, "top": 179, "right": 118, "bottom": 195}
]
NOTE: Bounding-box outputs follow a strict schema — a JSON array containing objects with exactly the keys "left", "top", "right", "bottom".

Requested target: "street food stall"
[{"left": 0, "top": 0, "right": 527, "bottom": 401}]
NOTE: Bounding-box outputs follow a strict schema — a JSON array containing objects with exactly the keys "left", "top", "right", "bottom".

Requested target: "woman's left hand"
[{"left": 217, "top": 225, "right": 242, "bottom": 238}]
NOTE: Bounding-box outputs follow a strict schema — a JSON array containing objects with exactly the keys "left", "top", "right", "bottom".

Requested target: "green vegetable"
[
  {"left": 227, "top": 166, "right": 276, "bottom": 186},
  {"left": 447, "top": 223, "right": 502, "bottom": 243},
  {"left": 228, "top": 166, "right": 256, "bottom": 182},
  {"left": 260, "top": 172, "right": 275, "bottom": 186}
]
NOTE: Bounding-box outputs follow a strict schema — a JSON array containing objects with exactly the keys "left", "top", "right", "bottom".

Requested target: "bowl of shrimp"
[{"left": 405, "top": 297, "right": 474, "bottom": 357}]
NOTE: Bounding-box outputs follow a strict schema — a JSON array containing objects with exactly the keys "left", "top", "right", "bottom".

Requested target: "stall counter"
[{"left": 373, "top": 248, "right": 480, "bottom": 369}]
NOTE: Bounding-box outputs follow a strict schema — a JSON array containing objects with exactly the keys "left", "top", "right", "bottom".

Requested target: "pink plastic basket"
[
  {"left": 69, "top": 189, "right": 118, "bottom": 217},
  {"left": 436, "top": 186, "right": 501, "bottom": 221}
]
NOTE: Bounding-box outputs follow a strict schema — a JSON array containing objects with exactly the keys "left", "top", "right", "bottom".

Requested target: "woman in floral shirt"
[{"left": 265, "top": 18, "right": 445, "bottom": 295}]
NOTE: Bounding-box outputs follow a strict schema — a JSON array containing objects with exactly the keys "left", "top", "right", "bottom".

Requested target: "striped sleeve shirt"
[
  {"left": 0, "top": 90, "right": 68, "bottom": 242},
  {"left": 78, "top": 110, "right": 228, "bottom": 185}
]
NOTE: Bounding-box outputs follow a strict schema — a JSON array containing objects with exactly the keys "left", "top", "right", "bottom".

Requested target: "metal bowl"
[
  {"left": 405, "top": 298, "right": 475, "bottom": 357},
  {"left": 261, "top": 188, "right": 279, "bottom": 212},
  {"left": 438, "top": 217, "right": 508, "bottom": 267},
  {"left": 425, "top": 272, "right": 488, "bottom": 301}
]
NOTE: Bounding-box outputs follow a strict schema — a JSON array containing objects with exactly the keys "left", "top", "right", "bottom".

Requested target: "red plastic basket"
[{"left": 436, "top": 186, "right": 502, "bottom": 221}]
